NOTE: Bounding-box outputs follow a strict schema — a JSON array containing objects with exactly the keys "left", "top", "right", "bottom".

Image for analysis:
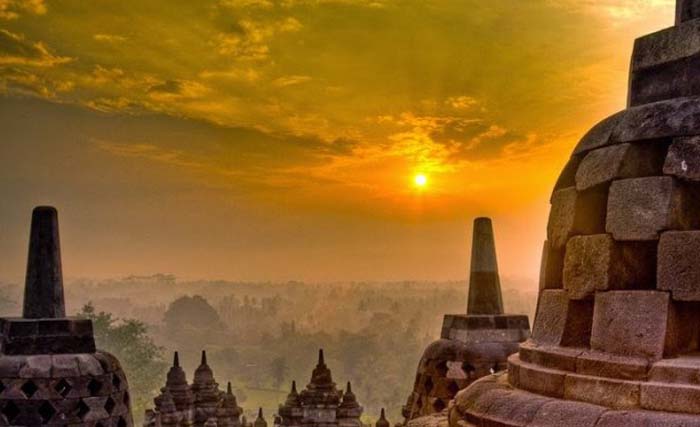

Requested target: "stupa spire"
[
  {"left": 23, "top": 206, "right": 65, "bottom": 318},
  {"left": 467, "top": 217, "right": 504, "bottom": 315}
]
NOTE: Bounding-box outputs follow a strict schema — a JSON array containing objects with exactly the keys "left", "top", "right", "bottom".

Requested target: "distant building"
[
  {"left": 276, "top": 350, "right": 362, "bottom": 427},
  {"left": 144, "top": 351, "right": 243, "bottom": 427}
]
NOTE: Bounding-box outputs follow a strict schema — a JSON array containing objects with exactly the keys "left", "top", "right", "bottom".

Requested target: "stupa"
[
  {"left": 401, "top": 218, "right": 530, "bottom": 422},
  {"left": 0, "top": 206, "right": 133, "bottom": 426},
  {"left": 449, "top": 1, "right": 700, "bottom": 425},
  {"left": 144, "top": 351, "right": 243, "bottom": 427},
  {"left": 275, "top": 350, "right": 362, "bottom": 427}
]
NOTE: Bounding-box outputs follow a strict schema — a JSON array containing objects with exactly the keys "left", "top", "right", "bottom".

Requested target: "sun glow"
[{"left": 414, "top": 174, "right": 428, "bottom": 187}]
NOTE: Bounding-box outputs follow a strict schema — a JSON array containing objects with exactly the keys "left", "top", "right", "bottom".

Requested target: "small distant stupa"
[
  {"left": 275, "top": 350, "right": 362, "bottom": 427},
  {"left": 401, "top": 218, "right": 530, "bottom": 422},
  {"left": 0, "top": 207, "right": 134, "bottom": 426},
  {"left": 144, "top": 350, "right": 243, "bottom": 427}
]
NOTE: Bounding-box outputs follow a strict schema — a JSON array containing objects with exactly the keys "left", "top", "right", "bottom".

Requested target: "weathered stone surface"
[
  {"left": 531, "top": 291, "right": 569, "bottom": 346},
  {"left": 575, "top": 350, "right": 649, "bottom": 381},
  {"left": 513, "top": 357, "right": 566, "bottom": 398},
  {"left": 632, "top": 19, "right": 700, "bottom": 71},
  {"left": 548, "top": 187, "right": 607, "bottom": 249},
  {"left": 606, "top": 176, "right": 689, "bottom": 241},
  {"left": 664, "top": 137, "right": 700, "bottom": 180},
  {"left": 600, "top": 410, "right": 700, "bottom": 426},
  {"left": 482, "top": 387, "right": 551, "bottom": 427},
  {"left": 529, "top": 399, "right": 606, "bottom": 427},
  {"left": 573, "top": 112, "right": 624, "bottom": 155},
  {"left": 613, "top": 97, "right": 700, "bottom": 142},
  {"left": 519, "top": 342, "right": 581, "bottom": 373},
  {"left": 23, "top": 206, "right": 65, "bottom": 319},
  {"left": 658, "top": 231, "right": 700, "bottom": 300},
  {"left": 539, "top": 240, "right": 563, "bottom": 290},
  {"left": 467, "top": 217, "right": 503, "bottom": 315},
  {"left": 650, "top": 355, "right": 700, "bottom": 385},
  {"left": 552, "top": 155, "right": 583, "bottom": 195},
  {"left": 677, "top": 0, "right": 700, "bottom": 23},
  {"left": 564, "top": 373, "right": 641, "bottom": 409},
  {"left": 641, "top": 381, "right": 700, "bottom": 413},
  {"left": 18, "top": 355, "right": 51, "bottom": 378},
  {"left": 563, "top": 235, "right": 656, "bottom": 299},
  {"left": 590, "top": 291, "right": 670, "bottom": 360},
  {"left": 575, "top": 143, "right": 666, "bottom": 191}
]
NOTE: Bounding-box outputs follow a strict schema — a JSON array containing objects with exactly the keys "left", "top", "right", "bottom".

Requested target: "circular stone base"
[{"left": 449, "top": 373, "right": 700, "bottom": 427}]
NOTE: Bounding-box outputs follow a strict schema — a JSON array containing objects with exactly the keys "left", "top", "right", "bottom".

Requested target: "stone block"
[
  {"left": 575, "top": 143, "right": 666, "bottom": 191},
  {"left": 481, "top": 388, "right": 551, "bottom": 427},
  {"left": 664, "top": 301, "right": 700, "bottom": 356},
  {"left": 552, "top": 155, "right": 583, "bottom": 194},
  {"left": 519, "top": 341, "right": 582, "bottom": 372},
  {"left": 0, "top": 355, "right": 23, "bottom": 377},
  {"left": 659, "top": 231, "right": 700, "bottom": 301},
  {"left": 539, "top": 240, "right": 563, "bottom": 290},
  {"left": 530, "top": 400, "right": 606, "bottom": 427},
  {"left": 596, "top": 410, "right": 700, "bottom": 427},
  {"left": 531, "top": 290, "right": 593, "bottom": 348},
  {"left": 574, "top": 112, "right": 623, "bottom": 155},
  {"left": 650, "top": 355, "right": 700, "bottom": 385},
  {"left": 632, "top": 19, "right": 700, "bottom": 71},
  {"left": 76, "top": 354, "right": 104, "bottom": 376},
  {"left": 514, "top": 357, "right": 566, "bottom": 398},
  {"left": 563, "top": 235, "right": 656, "bottom": 299},
  {"left": 591, "top": 291, "right": 670, "bottom": 360},
  {"left": 564, "top": 373, "right": 641, "bottom": 409},
  {"left": 548, "top": 187, "right": 607, "bottom": 249},
  {"left": 664, "top": 137, "right": 700, "bottom": 180},
  {"left": 18, "top": 355, "right": 51, "bottom": 378},
  {"left": 607, "top": 176, "right": 690, "bottom": 241},
  {"left": 51, "top": 355, "right": 80, "bottom": 378},
  {"left": 531, "top": 290, "right": 569, "bottom": 346},
  {"left": 613, "top": 97, "right": 700, "bottom": 142},
  {"left": 575, "top": 350, "right": 649, "bottom": 381},
  {"left": 641, "top": 381, "right": 700, "bottom": 413}
]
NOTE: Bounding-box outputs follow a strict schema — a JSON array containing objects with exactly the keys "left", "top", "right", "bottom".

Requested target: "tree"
[
  {"left": 80, "top": 303, "right": 167, "bottom": 425},
  {"left": 270, "top": 356, "right": 288, "bottom": 389},
  {"left": 164, "top": 295, "right": 223, "bottom": 333}
]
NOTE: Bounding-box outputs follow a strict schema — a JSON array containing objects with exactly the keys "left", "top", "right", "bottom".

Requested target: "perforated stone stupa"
[
  {"left": 401, "top": 218, "right": 529, "bottom": 422},
  {"left": 144, "top": 350, "right": 243, "bottom": 427},
  {"left": 275, "top": 350, "right": 362, "bottom": 427},
  {"left": 0, "top": 206, "right": 134, "bottom": 426},
  {"left": 449, "top": 2, "right": 700, "bottom": 425}
]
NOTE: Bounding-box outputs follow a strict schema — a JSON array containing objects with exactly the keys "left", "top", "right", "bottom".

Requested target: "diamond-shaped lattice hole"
[
  {"left": 2, "top": 401, "right": 20, "bottom": 422},
  {"left": 77, "top": 400, "right": 90, "bottom": 420},
  {"left": 117, "top": 417, "right": 127, "bottom": 427},
  {"left": 38, "top": 401, "right": 56, "bottom": 423},
  {"left": 96, "top": 423, "right": 105, "bottom": 427},
  {"left": 104, "top": 397, "right": 116, "bottom": 415},
  {"left": 87, "top": 378, "right": 102, "bottom": 396},
  {"left": 21, "top": 380, "right": 38, "bottom": 398},
  {"left": 112, "top": 374, "right": 121, "bottom": 390},
  {"left": 0, "top": 381, "right": 5, "bottom": 394},
  {"left": 433, "top": 398, "right": 446, "bottom": 412},
  {"left": 55, "top": 378, "right": 72, "bottom": 397}
]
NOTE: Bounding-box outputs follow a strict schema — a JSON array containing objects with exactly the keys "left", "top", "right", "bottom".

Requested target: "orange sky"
[{"left": 0, "top": 0, "right": 676, "bottom": 289}]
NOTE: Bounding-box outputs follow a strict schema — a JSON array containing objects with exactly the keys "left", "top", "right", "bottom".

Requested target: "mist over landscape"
[{"left": 0, "top": 274, "right": 536, "bottom": 424}]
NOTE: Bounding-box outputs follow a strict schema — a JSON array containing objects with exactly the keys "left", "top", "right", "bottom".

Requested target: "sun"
[{"left": 414, "top": 174, "right": 428, "bottom": 187}]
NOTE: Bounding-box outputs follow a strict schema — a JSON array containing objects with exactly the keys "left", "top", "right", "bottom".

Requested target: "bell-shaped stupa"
[
  {"left": 402, "top": 218, "right": 530, "bottom": 422},
  {"left": 0, "top": 207, "right": 134, "bottom": 426},
  {"left": 450, "top": 2, "right": 700, "bottom": 425}
]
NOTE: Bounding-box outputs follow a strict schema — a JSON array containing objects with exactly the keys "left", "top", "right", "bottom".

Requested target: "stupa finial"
[
  {"left": 467, "top": 217, "right": 504, "bottom": 315},
  {"left": 23, "top": 206, "right": 65, "bottom": 319}
]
